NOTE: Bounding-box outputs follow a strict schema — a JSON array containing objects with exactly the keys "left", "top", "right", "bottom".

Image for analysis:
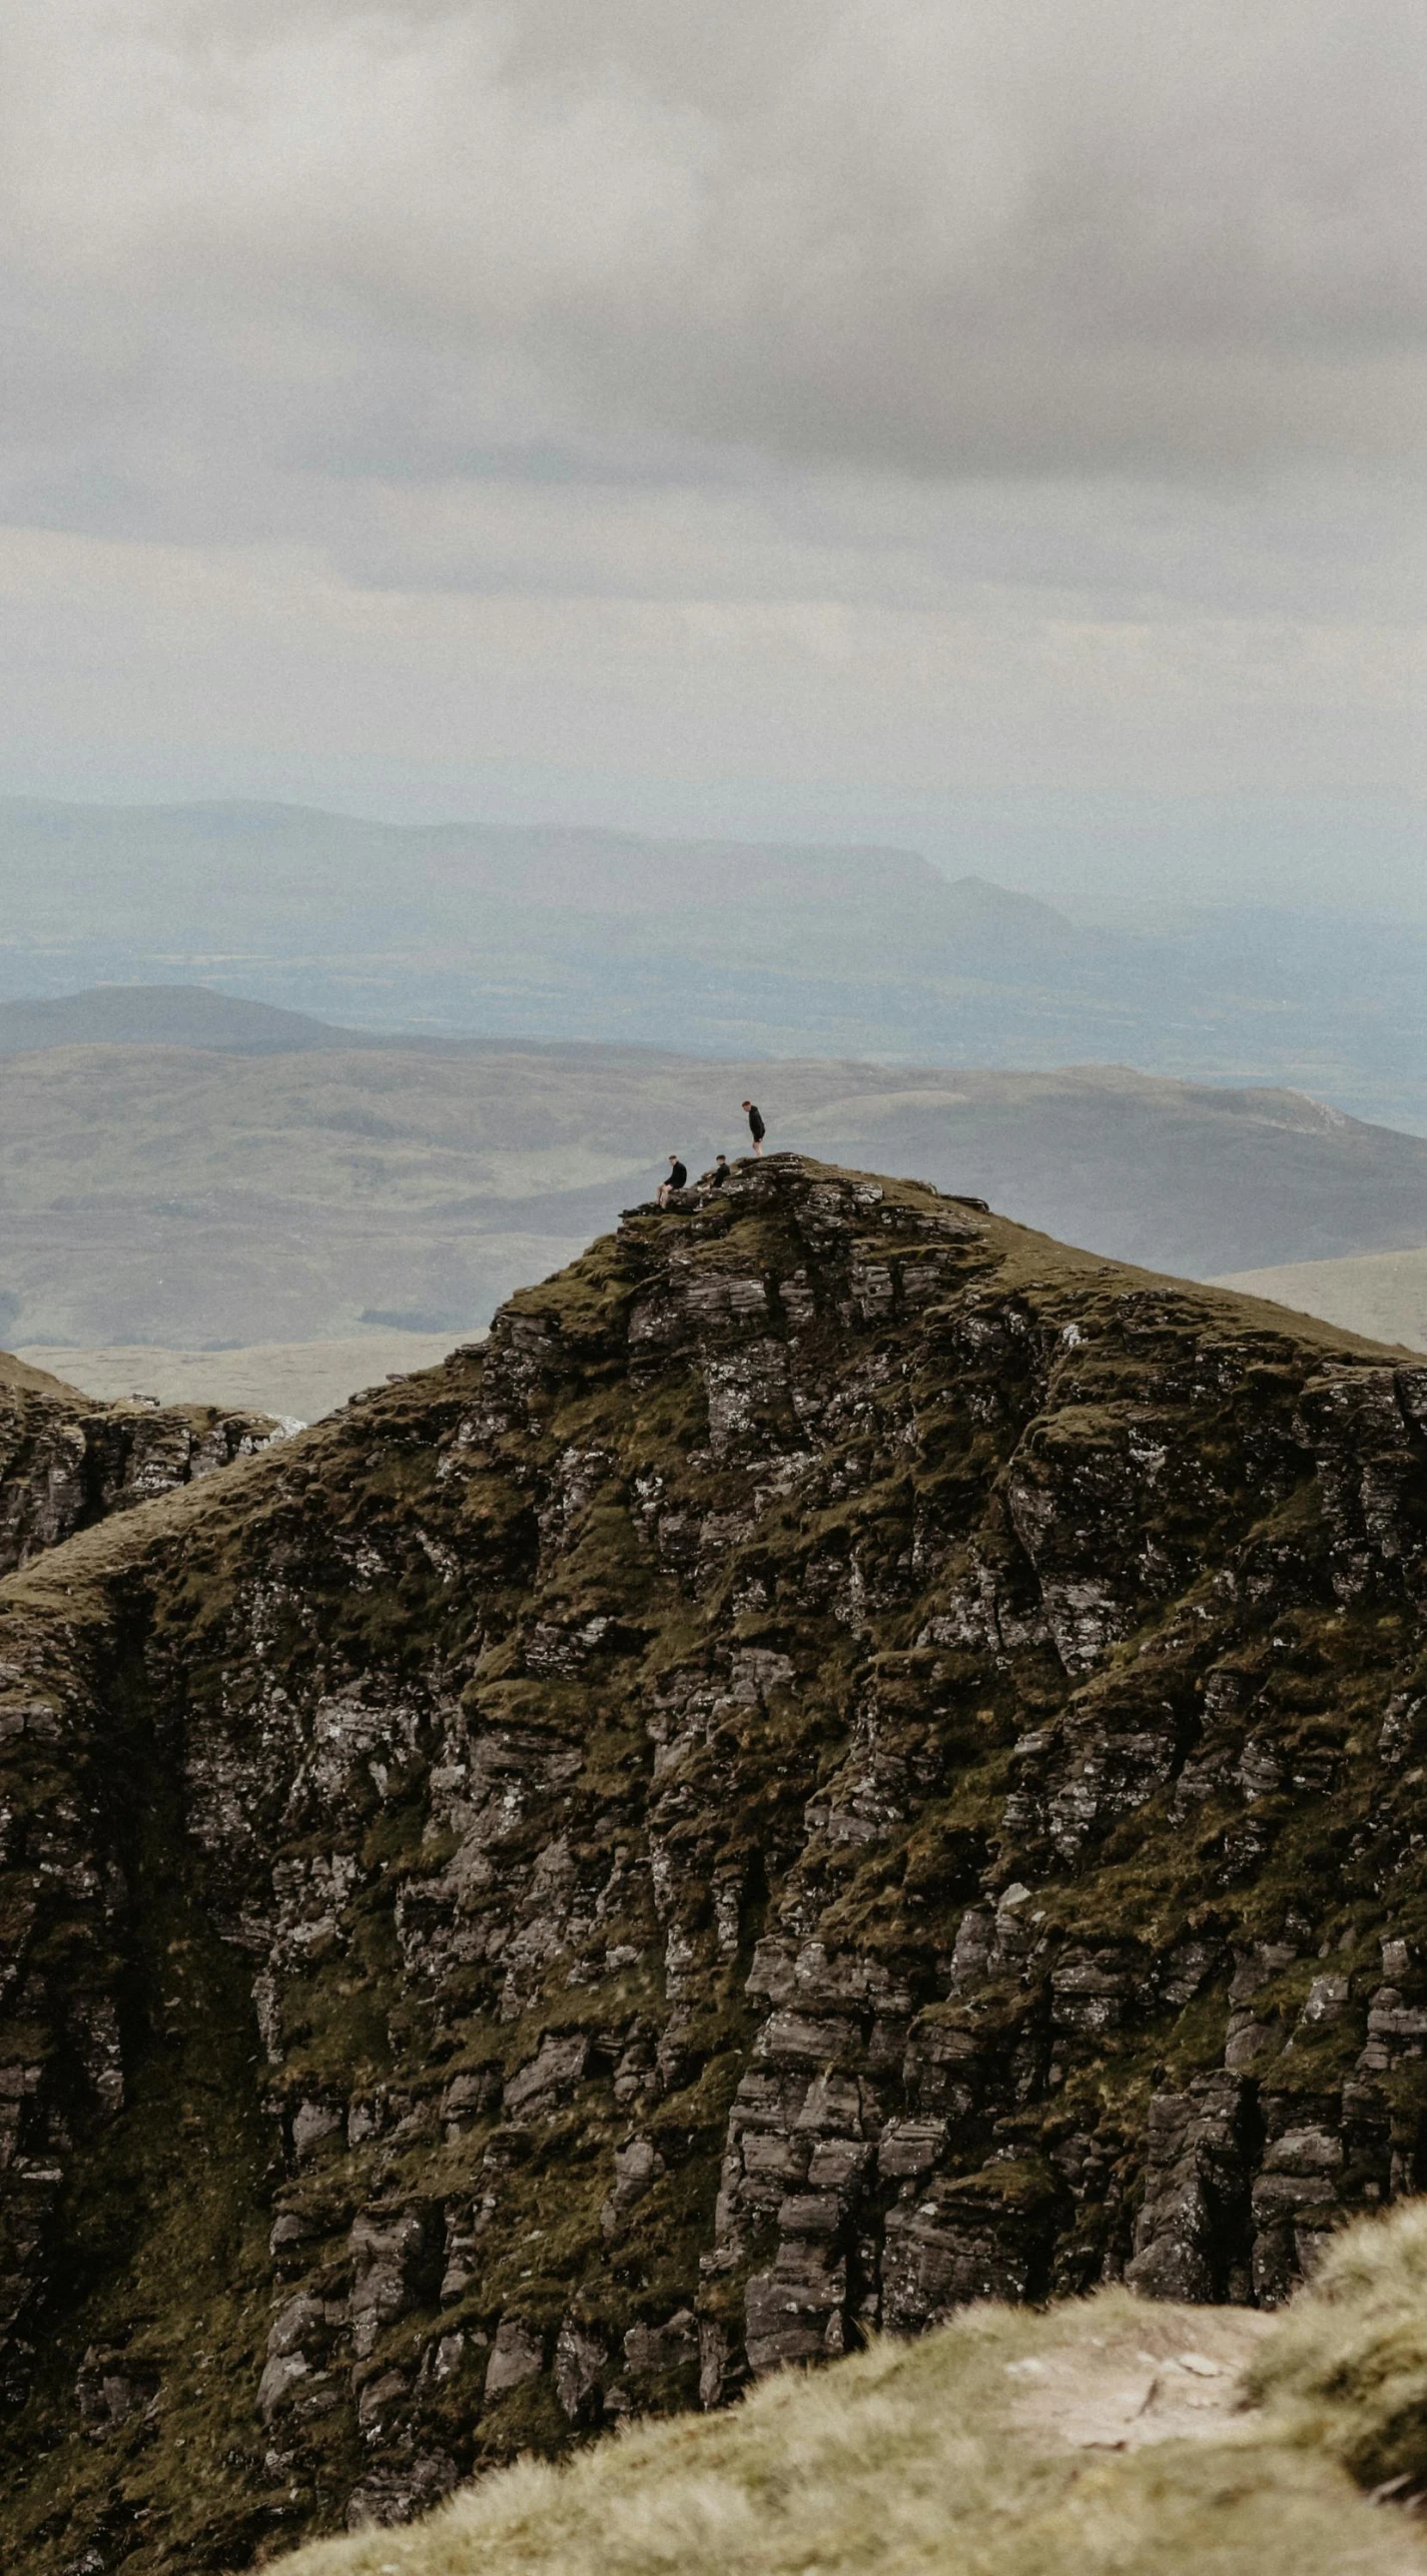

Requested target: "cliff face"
[
  {"left": 3, "top": 1156, "right": 1427, "bottom": 2571},
  {"left": 0, "top": 1352, "right": 284, "bottom": 1576}
]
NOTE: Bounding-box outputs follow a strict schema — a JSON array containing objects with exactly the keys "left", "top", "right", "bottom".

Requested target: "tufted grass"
[
  {"left": 1246, "top": 2198, "right": 1427, "bottom": 2494},
  {"left": 269, "top": 2244, "right": 1427, "bottom": 2576}
]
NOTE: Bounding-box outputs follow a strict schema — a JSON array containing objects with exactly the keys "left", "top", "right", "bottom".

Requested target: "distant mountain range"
[
  {"left": 4, "top": 996, "right": 1427, "bottom": 1344},
  {"left": 4, "top": 798, "right": 1427, "bottom": 1125}
]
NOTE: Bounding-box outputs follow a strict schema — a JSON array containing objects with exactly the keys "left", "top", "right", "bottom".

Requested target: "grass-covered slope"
[
  {"left": 7, "top": 1156, "right": 1427, "bottom": 2568},
  {"left": 1246, "top": 2197, "right": 1427, "bottom": 2494},
  {"left": 274, "top": 2216, "right": 1427, "bottom": 2576}
]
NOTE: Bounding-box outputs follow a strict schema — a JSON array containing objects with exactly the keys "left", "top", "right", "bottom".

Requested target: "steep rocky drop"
[
  {"left": 3, "top": 1155, "right": 1427, "bottom": 2572},
  {"left": 0, "top": 1348, "right": 286, "bottom": 1577}
]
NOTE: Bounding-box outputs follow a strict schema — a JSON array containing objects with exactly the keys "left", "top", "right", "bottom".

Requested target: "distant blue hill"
[{"left": 0, "top": 984, "right": 355, "bottom": 1055}]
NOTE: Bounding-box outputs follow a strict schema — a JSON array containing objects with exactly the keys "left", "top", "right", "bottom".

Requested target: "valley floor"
[
  {"left": 1214, "top": 1246, "right": 1427, "bottom": 1356},
  {"left": 14, "top": 1332, "right": 474, "bottom": 1423}
]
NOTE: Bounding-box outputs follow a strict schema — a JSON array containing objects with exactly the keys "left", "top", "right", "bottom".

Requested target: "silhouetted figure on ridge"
[
  {"left": 657, "top": 1154, "right": 688, "bottom": 1208},
  {"left": 742, "top": 1100, "right": 765, "bottom": 1156}
]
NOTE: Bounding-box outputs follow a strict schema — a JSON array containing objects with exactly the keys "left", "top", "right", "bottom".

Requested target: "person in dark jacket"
[
  {"left": 709, "top": 1153, "right": 731, "bottom": 1186},
  {"left": 657, "top": 1153, "right": 688, "bottom": 1208},
  {"left": 742, "top": 1100, "right": 766, "bottom": 1155}
]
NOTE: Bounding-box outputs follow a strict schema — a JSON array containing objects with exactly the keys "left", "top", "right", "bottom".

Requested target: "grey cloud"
[
  {"left": 0, "top": 0, "right": 1419, "bottom": 875},
  {"left": 1, "top": 0, "right": 1422, "bottom": 513}
]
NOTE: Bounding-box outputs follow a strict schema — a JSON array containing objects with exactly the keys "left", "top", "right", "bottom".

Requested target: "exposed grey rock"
[
  {"left": 553, "top": 2317, "right": 607, "bottom": 2424},
  {"left": 345, "top": 2453, "right": 457, "bottom": 2531},
  {"left": 1127, "top": 2077, "right": 1255, "bottom": 2304},
  {"left": 2, "top": 1156, "right": 1427, "bottom": 2570},
  {"left": 0, "top": 1364, "right": 285, "bottom": 1576},
  {"left": 350, "top": 2205, "right": 443, "bottom": 2361},
  {"left": 484, "top": 2318, "right": 544, "bottom": 2396}
]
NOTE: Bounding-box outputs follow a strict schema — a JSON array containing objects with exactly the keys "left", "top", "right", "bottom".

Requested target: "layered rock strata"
[
  {"left": 2, "top": 1156, "right": 1427, "bottom": 2570},
  {"left": 0, "top": 1353, "right": 284, "bottom": 1575}
]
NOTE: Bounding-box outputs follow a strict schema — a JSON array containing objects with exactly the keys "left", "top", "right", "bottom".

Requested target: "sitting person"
[
  {"left": 657, "top": 1153, "right": 688, "bottom": 1207},
  {"left": 709, "top": 1153, "right": 731, "bottom": 1186}
]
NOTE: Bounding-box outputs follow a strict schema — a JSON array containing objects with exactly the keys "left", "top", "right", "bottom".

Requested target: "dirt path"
[{"left": 1008, "top": 2302, "right": 1276, "bottom": 2452}]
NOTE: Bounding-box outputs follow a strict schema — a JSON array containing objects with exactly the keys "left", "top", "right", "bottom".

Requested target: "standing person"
[
  {"left": 742, "top": 1100, "right": 766, "bottom": 1156},
  {"left": 657, "top": 1153, "right": 688, "bottom": 1208}
]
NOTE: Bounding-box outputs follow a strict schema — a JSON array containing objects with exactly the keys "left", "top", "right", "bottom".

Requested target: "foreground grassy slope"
[
  {"left": 3, "top": 1042, "right": 1427, "bottom": 1343},
  {"left": 277, "top": 2211, "right": 1427, "bottom": 2576}
]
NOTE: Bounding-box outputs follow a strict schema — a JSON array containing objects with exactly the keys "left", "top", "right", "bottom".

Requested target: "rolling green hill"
[{"left": 0, "top": 985, "right": 359, "bottom": 1056}]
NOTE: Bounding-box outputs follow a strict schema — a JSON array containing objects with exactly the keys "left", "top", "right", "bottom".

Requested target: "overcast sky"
[{"left": 0, "top": 1, "right": 1422, "bottom": 909}]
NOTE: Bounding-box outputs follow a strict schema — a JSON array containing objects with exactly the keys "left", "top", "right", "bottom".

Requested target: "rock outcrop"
[
  {"left": 3, "top": 1155, "right": 1427, "bottom": 2570},
  {"left": 0, "top": 1350, "right": 284, "bottom": 1576}
]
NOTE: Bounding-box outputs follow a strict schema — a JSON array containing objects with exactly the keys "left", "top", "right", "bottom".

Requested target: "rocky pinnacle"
[{"left": 1, "top": 1155, "right": 1426, "bottom": 2568}]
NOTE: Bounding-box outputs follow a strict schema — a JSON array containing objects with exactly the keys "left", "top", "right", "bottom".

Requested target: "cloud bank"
[{"left": 0, "top": 2, "right": 1420, "bottom": 897}]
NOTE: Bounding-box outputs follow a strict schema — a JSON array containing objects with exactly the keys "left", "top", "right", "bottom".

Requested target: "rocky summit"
[{"left": 4, "top": 1154, "right": 1427, "bottom": 2572}]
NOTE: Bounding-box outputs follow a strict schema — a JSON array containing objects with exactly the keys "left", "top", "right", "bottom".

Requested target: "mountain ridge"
[
  {"left": 4, "top": 1157, "right": 1427, "bottom": 2566},
  {"left": 0, "top": 1346, "right": 286, "bottom": 1579}
]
